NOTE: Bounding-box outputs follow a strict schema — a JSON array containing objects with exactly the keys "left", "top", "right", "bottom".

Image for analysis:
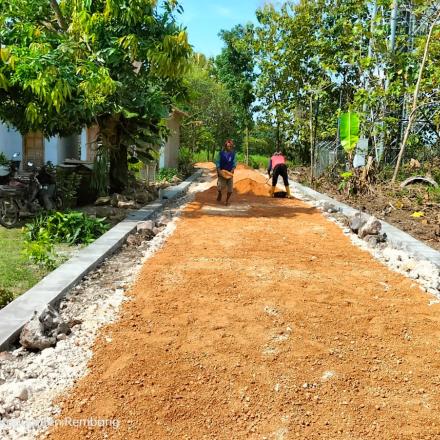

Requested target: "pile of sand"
[{"left": 234, "top": 178, "right": 270, "bottom": 196}]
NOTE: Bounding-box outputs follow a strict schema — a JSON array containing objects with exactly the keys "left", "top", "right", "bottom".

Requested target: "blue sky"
[{"left": 178, "top": 0, "right": 266, "bottom": 57}]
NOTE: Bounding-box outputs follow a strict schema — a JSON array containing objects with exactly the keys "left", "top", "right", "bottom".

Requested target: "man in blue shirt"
[{"left": 215, "top": 139, "right": 237, "bottom": 206}]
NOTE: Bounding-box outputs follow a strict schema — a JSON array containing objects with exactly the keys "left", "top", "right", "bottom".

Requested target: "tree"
[
  {"left": 180, "top": 56, "right": 237, "bottom": 160},
  {"left": 214, "top": 24, "right": 256, "bottom": 146},
  {"left": 251, "top": 0, "right": 440, "bottom": 177},
  {"left": 0, "top": 0, "right": 191, "bottom": 193}
]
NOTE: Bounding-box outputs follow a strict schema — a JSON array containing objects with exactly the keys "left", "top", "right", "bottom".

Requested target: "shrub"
[
  {"left": 0, "top": 288, "right": 14, "bottom": 309},
  {"left": 22, "top": 238, "right": 57, "bottom": 270},
  {"left": 157, "top": 168, "right": 178, "bottom": 182},
  {"left": 25, "top": 211, "right": 109, "bottom": 245},
  {"left": 178, "top": 147, "right": 194, "bottom": 177},
  {"left": 23, "top": 212, "right": 109, "bottom": 269}
]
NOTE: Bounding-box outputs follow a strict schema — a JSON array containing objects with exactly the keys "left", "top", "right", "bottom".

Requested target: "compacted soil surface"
[{"left": 45, "top": 165, "right": 440, "bottom": 440}]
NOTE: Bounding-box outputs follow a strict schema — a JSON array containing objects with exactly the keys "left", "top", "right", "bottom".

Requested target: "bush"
[
  {"left": 22, "top": 238, "right": 57, "bottom": 270},
  {"left": 25, "top": 211, "right": 109, "bottom": 245},
  {"left": 56, "top": 170, "right": 82, "bottom": 207},
  {"left": 23, "top": 211, "right": 110, "bottom": 269},
  {"left": 192, "top": 150, "right": 210, "bottom": 163},
  {"left": 178, "top": 147, "right": 194, "bottom": 177},
  {"left": 0, "top": 288, "right": 14, "bottom": 308},
  {"left": 157, "top": 168, "right": 178, "bottom": 182}
]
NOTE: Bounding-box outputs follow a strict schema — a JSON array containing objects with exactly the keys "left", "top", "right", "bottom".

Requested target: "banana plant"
[{"left": 339, "top": 111, "right": 360, "bottom": 157}]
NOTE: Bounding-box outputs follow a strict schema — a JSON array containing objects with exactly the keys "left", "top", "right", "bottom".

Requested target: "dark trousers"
[{"left": 272, "top": 164, "right": 289, "bottom": 187}]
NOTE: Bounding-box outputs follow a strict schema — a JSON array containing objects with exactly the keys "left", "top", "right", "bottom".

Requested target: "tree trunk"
[
  {"left": 391, "top": 9, "right": 440, "bottom": 183},
  {"left": 110, "top": 143, "right": 128, "bottom": 194},
  {"left": 99, "top": 115, "right": 128, "bottom": 194}
]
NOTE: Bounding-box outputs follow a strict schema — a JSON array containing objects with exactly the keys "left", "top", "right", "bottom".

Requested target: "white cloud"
[{"left": 213, "top": 5, "right": 233, "bottom": 17}]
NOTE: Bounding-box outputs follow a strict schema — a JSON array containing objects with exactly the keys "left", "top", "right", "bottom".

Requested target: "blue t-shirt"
[{"left": 216, "top": 150, "right": 236, "bottom": 172}]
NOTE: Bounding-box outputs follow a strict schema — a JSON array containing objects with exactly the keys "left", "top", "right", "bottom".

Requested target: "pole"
[
  {"left": 309, "top": 94, "right": 314, "bottom": 182},
  {"left": 245, "top": 125, "right": 249, "bottom": 166}
]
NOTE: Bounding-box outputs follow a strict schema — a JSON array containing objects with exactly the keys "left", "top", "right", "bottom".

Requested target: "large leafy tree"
[
  {"left": 214, "top": 24, "right": 255, "bottom": 145},
  {"left": 0, "top": 0, "right": 191, "bottom": 192},
  {"left": 180, "top": 55, "right": 237, "bottom": 160},
  {"left": 251, "top": 0, "right": 440, "bottom": 169}
]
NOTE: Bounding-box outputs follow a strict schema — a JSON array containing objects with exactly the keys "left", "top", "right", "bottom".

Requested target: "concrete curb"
[
  {"left": 0, "top": 168, "right": 204, "bottom": 351},
  {"left": 291, "top": 179, "right": 440, "bottom": 268}
]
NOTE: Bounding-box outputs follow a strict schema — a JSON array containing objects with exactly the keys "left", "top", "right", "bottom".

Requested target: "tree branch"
[{"left": 49, "top": 0, "right": 68, "bottom": 31}]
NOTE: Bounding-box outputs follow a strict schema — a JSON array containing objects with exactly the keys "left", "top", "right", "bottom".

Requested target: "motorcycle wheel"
[{"left": 0, "top": 198, "right": 19, "bottom": 228}]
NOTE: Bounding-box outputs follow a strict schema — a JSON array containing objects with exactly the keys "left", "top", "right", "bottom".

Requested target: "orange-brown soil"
[{"left": 45, "top": 166, "right": 440, "bottom": 440}]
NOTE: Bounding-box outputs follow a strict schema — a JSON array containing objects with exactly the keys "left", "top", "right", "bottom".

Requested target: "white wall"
[
  {"left": 80, "top": 128, "right": 87, "bottom": 160},
  {"left": 45, "top": 137, "right": 58, "bottom": 165},
  {"left": 0, "top": 122, "right": 22, "bottom": 159}
]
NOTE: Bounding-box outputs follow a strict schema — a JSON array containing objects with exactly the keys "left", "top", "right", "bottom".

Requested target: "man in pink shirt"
[{"left": 267, "top": 150, "right": 291, "bottom": 198}]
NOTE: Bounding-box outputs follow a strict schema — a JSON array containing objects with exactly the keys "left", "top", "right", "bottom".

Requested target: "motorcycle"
[
  {"left": 0, "top": 152, "right": 21, "bottom": 185},
  {"left": 0, "top": 161, "right": 63, "bottom": 228}
]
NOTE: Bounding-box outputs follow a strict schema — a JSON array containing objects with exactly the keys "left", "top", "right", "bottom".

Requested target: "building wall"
[
  {"left": 45, "top": 137, "right": 58, "bottom": 165},
  {"left": 0, "top": 123, "right": 22, "bottom": 159},
  {"left": 160, "top": 112, "right": 183, "bottom": 169}
]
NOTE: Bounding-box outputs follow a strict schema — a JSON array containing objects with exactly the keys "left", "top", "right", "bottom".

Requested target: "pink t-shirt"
[{"left": 271, "top": 155, "right": 286, "bottom": 168}]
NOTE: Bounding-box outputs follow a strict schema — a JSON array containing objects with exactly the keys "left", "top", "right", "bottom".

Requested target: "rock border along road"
[
  {"left": 290, "top": 180, "right": 440, "bottom": 268},
  {"left": 0, "top": 169, "right": 204, "bottom": 351}
]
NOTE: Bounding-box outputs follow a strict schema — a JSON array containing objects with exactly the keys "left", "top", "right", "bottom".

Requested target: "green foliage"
[
  {"left": 338, "top": 171, "right": 354, "bottom": 192},
  {"left": 22, "top": 238, "right": 57, "bottom": 270},
  {"left": 214, "top": 24, "right": 256, "bottom": 135},
  {"left": 236, "top": 153, "right": 269, "bottom": 169},
  {"left": 157, "top": 168, "right": 178, "bottom": 182},
  {"left": 56, "top": 170, "right": 82, "bottom": 207},
  {"left": 251, "top": 0, "right": 440, "bottom": 166},
  {"left": 0, "top": 0, "right": 192, "bottom": 192},
  {"left": 24, "top": 211, "right": 109, "bottom": 246},
  {"left": 0, "top": 227, "right": 46, "bottom": 298},
  {"left": 339, "top": 112, "right": 360, "bottom": 155},
  {"left": 177, "top": 147, "right": 194, "bottom": 177},
  {"left": 91, "top": 149, "right": 110, "bottom": 197},
  {"left": 427, "top": 186, "right": 440, "bottom": 203},
  {"left": 0, "top": 288, "right": 14, "bottom": 309},
  {"left": 180, "top": 61, "right": 237, "bottom": 159},
  {"left": 0, "top": 152, "right": 8, "bottom": 166}
]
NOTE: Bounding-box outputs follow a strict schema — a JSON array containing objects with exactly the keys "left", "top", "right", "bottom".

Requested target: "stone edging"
[
  {"left": 290, "top": 180, "right": 440, "bottom": 268},
  {"left": 0, "top": 169, "right": 204, "bottom": 351}
]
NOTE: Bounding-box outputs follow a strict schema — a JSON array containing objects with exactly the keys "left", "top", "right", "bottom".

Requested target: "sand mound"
[
  {"left": 194, "top": 162, "right": 215, "bottom": 170},
  {"left": 234, "top": 178, "right": 270, "bottom": 196},
  {"left": 236, "top": 163, "right": 253, "bottom": 170}
]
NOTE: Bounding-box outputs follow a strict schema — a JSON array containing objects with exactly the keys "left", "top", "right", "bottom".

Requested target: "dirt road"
[{"left": 46, "top": 165, "right": 440, "bottom": 440}]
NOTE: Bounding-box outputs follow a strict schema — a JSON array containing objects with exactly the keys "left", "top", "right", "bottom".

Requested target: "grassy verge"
[{"left": 0, "top": 227, "right": 48, "bottom": 304}]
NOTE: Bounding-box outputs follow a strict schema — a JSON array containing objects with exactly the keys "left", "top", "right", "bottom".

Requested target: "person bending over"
[{"left": 267, "top": 150, "right": 291, "bottom": 198}]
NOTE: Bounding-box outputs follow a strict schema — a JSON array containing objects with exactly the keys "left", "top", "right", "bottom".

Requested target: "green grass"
[{"left": 0, "top": 227, "right": 47, "bottom": 302}]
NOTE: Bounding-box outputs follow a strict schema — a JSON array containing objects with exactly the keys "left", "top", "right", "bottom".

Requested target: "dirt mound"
[
  {"left": 194, "top": 162, "right": 215, "bottom": 170},
  {"left": 236, "top": 163, "right": 253, "bottom": 170},
  {"left": 234, "top": 178, "right": 270, "bottom": 196}
]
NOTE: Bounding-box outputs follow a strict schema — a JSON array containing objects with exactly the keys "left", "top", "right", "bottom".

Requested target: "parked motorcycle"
[
  {"left": 0, "top": 152, "right": 20, "bottom": 185},
  {"left": 0, "top": 162, "right": 63, "bottom": 228}
]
